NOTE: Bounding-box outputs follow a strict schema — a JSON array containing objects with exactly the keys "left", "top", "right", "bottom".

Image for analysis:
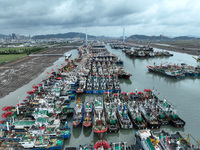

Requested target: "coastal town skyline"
[{"left": 0, "top": 0, "right": 200, "bottom": 37}]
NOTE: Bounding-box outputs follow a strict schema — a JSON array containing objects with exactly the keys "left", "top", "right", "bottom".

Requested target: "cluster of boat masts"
[
  {"left": 61, "top": 44, "right": 131, "bottom": 94},
  {"left": 0, "top": 74, "right": 74, "bottom": 149},
  {"left": 72, "top": 88, "right": 185, "bottom": 134},
  {"left": 147, "top": 63, "right": 200, "bottom": 79},
  {"left": 110, "top": 43, "right": 173, "bottom": 57}
]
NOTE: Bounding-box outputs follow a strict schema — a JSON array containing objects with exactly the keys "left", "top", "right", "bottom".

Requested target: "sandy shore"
[{"left": 0, "top": 46, "right": 77, "bottom": 99}]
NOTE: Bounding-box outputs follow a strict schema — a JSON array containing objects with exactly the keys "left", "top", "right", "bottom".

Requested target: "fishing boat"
[
  {"left": 79, "top": 144, "right": 93, "bottom": 150},
  {"left": 135, "top": 129, "right": 195, "bottom": 150},
  {"left": 86, "top": 76, "right": 93, "bottom": 94},
  {"left": 59, "top": 95, "right": 71, "bottom": 104},
  {"left": 148, "top": 99, "right": 169, "bottom": 125},
  {"left": 129, "top": 92, "right": 143, "bottom": 102},
  {"left": 83, "top": 98, "right": 93, "bottom": 127},
  {"left": 110, "top": 142, "right": 128, "bottom": 150},
  {"left": 99, "top": 76, "right": 107, "bottom": 94},
  {"left": 158, "top": 99, "right": 185, "bottom": 128},
  {"left": 19, "top": 134, "right": 63, "bottom": 149},
  {"left": 116, "top": 58, "right": 123, "bottom": 64},
  {"left": 0, "top": 138, "right": 22, "bottom": 149},
  {"left": 127, "top": 102, "right": 146, "bottom": 129},
  {"left": 118, "top": 67, "right": 132, "bottom": 79},
  {"left": 106, "top": 76, "right": 113, "bottom": 93},
  {"left": 72, "top": 99, "right": 84, "bottom": 127},
  {"left": 113, "top": 77, "right": 121, "bottom": 93},
  {"left": 104, "top": 102, "right": 119, "bottom": 132},
  {"left": 51, "top": 84, "right": 61, "bottom": 97},
  {"left": 104, "top": 91, "right": 112, "bottom": 103},
  {"left": 135, "top": 129, "right": 159, "bottom": 150},
  {"left": 147, "top": 65, "right": 185, "bottom": 79},
  {"left": 136, "top": 51, "right": 146, "bottom": 57},
  {"left": 139, "top": 102, "right": 162, "bottom": 129},
  {"left": 149, "top": 52, "right": 155, "bottom": 57},
  {"left": 93, "top": 140, "right": 110, "bottom": 150},
  {"left": 120, "top": 92, "right": 129, "bottom": 102},
  {"left": 117, "top": 103, "right": 133, "bottom": 129},
  {"left": 76, "top": 77, "right": 86, "bottom": 94},
  {"left": 92, "top": 76, "right": 99, "bottom": 94},
  {"left": 93, "top": 97, "right": 107, "bottom": 133}
]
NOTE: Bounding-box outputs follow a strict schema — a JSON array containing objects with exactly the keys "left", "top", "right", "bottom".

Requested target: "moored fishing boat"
[
  {"left": 83, "top": 98, "right": 93, "bottom": 127},
  {"left": 19, "top": 134, "right": 64, "bottom": 149},
  {"left": 92, "top": 76, "right": 99, "bottom": 94},
  {"left": 135, "top": 129, "right": 195, "bottom": 150},
  {"left": 139, "top": 102, "right": 161, "bottom": 129},
  {"left": 127, "top": 101, "right": 146, "bottom": 129},
  {"left": 113, "top": 77, "right": 121, "bottom": 93},
  {"left": 117, "top": 103, "right": 133, "bottom": 129},
  {"left": 135, "top": 129, "right": 159, "bottom": 150},
  {"left": 104, "top": 91, "right": 112, "bottom": 103},
  {"left": 86, "top": 76, "right": 93, "bottom": 94},
  {"left": 118, "top": 67, "right": 132, "bottom": 79},
  {"left": 72, "top": 99, "right": 84, "bottom": 127},
  {"left": 147, "top": 64, "right": 185, "bottom": 79},
  {"left": 93, "top": 97, "right": 107, "bottom": 133},
  {"left": 106, "top": 76, "right": 113, "bottom": 93},
  {"left": 116, "top": 58, "right": 124, "bottom": 64},
  {"left": 148, "top": 99, "right": 169, "bottom": 125},
  {"left": 158, "top": 99, "right": 185, "bottom": 128},
  {"left": 104, "top": 102, "right": 119, "bottom": 132},
  {"left": 93, "top": 140, "right": 110, "bottom": 150},
  {"left": 99, "top": 76, "right": 107, "bottom": 94},
  {"left": 120, "top": 92, "right": 129, "bottom": 102},
  {"left": 79, "top": 144, "right": 93, "bottom": 150},
  {"left": 110, "top": 141, "right": 128, "bottom": 150},
  {"left": 76, "top": 77, "right": 86, "bottom": 94}
]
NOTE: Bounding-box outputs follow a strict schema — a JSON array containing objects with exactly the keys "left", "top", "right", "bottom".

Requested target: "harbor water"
[{"left": 0, "top": 45, "right": 200, "bottom": 148}]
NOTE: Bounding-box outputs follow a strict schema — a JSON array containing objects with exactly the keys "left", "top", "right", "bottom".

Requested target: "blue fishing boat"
[{"left": 117, "top": 103, "right": 133, "bottom": 129}]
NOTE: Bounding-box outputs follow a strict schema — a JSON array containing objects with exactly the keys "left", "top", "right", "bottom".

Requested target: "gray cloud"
[{"left": 0, "top": 0, "right": 199, "bottom": 37}]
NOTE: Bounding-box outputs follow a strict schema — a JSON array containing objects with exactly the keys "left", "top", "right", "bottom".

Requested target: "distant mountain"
[
  {"left": 0, "top": 34, "right": 8, "bottom": 38},
  {"left": 127, "top": 35, "right": 170, "bottom": 41},
  {"left": 33, "top": 32, "right": 97, "bottom": 39},
  {"left": 173, "top": 36, "right": 197, "bottom": 40},
  {"left": 127, "top": 34, "right": 199, "bottom": 41}
]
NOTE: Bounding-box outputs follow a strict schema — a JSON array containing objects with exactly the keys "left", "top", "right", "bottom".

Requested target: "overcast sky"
[{"left": 0, "top": 0, "right": 200, "bottom": 37}]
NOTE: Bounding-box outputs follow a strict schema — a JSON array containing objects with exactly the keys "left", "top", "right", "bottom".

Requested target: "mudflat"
[
  {"left": 126, "top": 40, "right": 200, "bottom": 56},
  {"left": 0, "top": 47, "right": 77, "bottom": 99}
]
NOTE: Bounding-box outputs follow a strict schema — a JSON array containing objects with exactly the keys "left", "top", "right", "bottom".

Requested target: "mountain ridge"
[{"left": 33, "top": 32, "right": 97, "bottom": 39}]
